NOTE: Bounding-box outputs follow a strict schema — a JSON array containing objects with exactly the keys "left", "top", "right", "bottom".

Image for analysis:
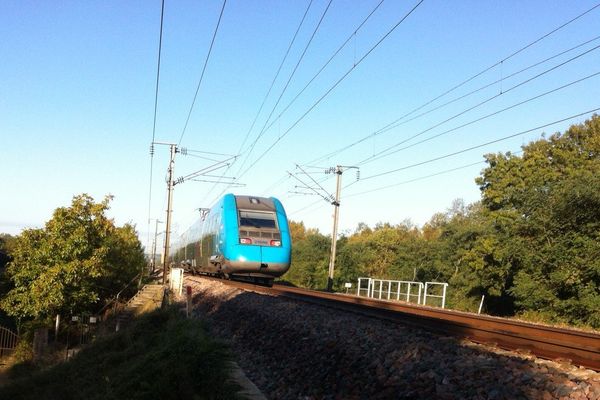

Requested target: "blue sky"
[{"left": 1, "top": 0, "right": 599, "bottom": 251}]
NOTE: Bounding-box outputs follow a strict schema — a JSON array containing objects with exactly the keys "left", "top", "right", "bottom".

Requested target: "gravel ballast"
[{"left": 186, "top": 278, "right": 600, "bottom": 400}]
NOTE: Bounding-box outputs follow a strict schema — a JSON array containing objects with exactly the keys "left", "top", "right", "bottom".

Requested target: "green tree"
[
  {"left": 286, "top": 228, "right": 330, "bottom": 289},
  {"left": 0, "top": 233, "right": 16, "bottom": 271},
  {"left": 476, "top": 114, "right": 600, "bottom": 326},
  {"left": 1, "top": 194, "right": 145, "bottom": 324}
]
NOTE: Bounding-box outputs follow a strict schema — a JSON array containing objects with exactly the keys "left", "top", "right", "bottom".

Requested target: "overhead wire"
[
  {"left": 358, "top": 43, "right": 600, "bottom": 165},
  {"left": 200, "top": 0, "right": 315, "bottom": 204},
  {"left": 306, "top": 3, "right": 600, "bottom": 165},
  {"left": 147, "top": 0, "right": 166, "bottom": 250},
  {"left": 359, "top": 107, "right": 600, "bottom": 182},
  {"left": 234, "top": 0, "right": 425, "bottom": 186},
  {"left": 236, "top": 0, "right": 315, "bottom": 156},
  {"left": 213, "top": 0, "right": 387, "bottom": 204},
  {"left": 258, "top": 0, "right": 387, "bottom": 143},
  {"left": 372, "top": 35, "right": 600, "bottom": 138},
  {"left": 235, "top": 0, "right": 334, "bottom": 177},
  {"left": 363, "top": 70, "right": 600, "bottom": 164},
  {"left": 177, "top": 0, "right": 227, "bottom": 147}
]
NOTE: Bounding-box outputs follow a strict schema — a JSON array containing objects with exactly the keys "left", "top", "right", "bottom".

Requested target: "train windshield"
[{"left": 239, "top": 210, "right": 277, "bottom": 229}]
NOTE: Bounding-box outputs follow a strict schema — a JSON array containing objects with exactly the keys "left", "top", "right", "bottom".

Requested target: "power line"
[
  {"left": 200, "top": 0, "right": 315, "bottom": 205},
  {"left": 347, "top": 160, "right": 487, "bottom": 199},
  {"left": 236, "top": 0, "right": 315, "bottom": 156},
  {"left": 360, "top": 107, "right": 600, "bottom": 182},
  {"left": 374, "top": 35, "right": 600, "bottom": 138},
  {"left": 236, "top": 0, "right": 334, "bottom": 177},
  {"left": 235, "top": 0, "right": 425, "bottom": 183},
  {"left": 306, "top": 3, "right": 600, "bottom": 165},
  {"left": 147, "top": 0, "right": 166, "bottom": 250},
  {"left": 210, "top": 0, "right": 387, "bottom": 204},
  {"left": 259, "top": 0, "right": 387, "bottom": 143},
  {"left": 287, "top": 169, "right": 333, "bottom": 204},
  {"left": 358, "top": 43, "right": 600, "bottom": 165},
  {"left": 177, "top": 0, "right": 227, "bottom": 147},
  {"left": 363, "top": 70, "right": 600, "bottom": 164}
]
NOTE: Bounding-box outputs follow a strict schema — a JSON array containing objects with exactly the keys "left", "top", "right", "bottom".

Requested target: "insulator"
[
  {"left": 180, "top": 147, "right": 187, "bottom": 155},
  {"left": 150, "top": 144, "right": 154, "bottom": 155}
]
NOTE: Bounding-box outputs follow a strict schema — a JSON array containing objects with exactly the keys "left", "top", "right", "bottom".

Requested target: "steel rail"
[{"left": 188, "top": 276, "right": 600, "bottom": 371}]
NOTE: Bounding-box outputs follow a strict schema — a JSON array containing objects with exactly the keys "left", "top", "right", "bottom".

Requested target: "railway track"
[{"left": 188, "top": 275, "right": 600, "bottom": 371}]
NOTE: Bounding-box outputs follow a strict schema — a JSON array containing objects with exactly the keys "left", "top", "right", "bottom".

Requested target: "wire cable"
[
  {"left": 237, "top": 0, "right": 315, "bottom": 156},
  {"left": 199, "top": 0, "right": 315, "bottom": 204},
  {"left": 360, "top": 107, "right": 600, "bottom": 182},
  {"left": 308, "top": 3, "right": 600, "bottom": 163},
  {"left": 359, "top": 43, "right": 600, "bottom": 165},
  {"left": 235, "top": 0, "right": 425, "bottom": 184},
  {"left": 365, "top": 70, "right": 600, "bottom": 164},
  {"left": 309, "top": 34, "right": 600, "bottom": 165},
  {"left": 147, "top": 0, "right": 166, "bottom": 250},
  {"left": 177, "top": 0, "right": 227, "bottom": 147},
  {"left": 211, "top": 0, "right": 387, "bottom": 203},
  {"left": 258, "top": 0, "right": 387, "bottom": 143},
  {"left": 235, "top": 0, "right": 334, "bottom": 177}
]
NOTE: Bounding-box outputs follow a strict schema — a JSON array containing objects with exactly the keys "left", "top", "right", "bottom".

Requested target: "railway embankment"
[
  {"left": 187, "top": 276, "right": 600, "bottom": 399},
  {"left": 0, "top": 307, "right": 243, "bottom": 399}
]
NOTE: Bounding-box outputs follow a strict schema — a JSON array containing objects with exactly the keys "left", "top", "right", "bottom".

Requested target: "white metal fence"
[{"left": 356, "top": 277, "right": 448, "bottom": 308}]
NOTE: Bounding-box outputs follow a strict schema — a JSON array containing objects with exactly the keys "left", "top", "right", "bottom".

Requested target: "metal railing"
[
  {"left": 0, "top": 326, "right": 18, "bottom": 358},
  {"left": 423, "top": 282, "right": 448, "bottom": 308},
  {"left": 357, "top": 277, "right": 448, "bottom": 308}
]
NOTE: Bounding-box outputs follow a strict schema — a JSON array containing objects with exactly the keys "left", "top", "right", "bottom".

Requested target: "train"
[{"left": 171, "top": 194, "right": 292, "bottom": 286}]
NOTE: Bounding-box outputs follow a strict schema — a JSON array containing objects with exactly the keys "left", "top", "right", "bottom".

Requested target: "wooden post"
[{"left": 186, "top": 286, "right": 192, "bottom": 318}]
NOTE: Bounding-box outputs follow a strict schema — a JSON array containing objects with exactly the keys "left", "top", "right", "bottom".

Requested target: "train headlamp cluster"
[{"left": 239, "top": 237, "right": 281, "bottom": 246}]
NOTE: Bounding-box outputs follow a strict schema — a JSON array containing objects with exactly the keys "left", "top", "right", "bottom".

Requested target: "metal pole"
[
  {"left": 151, "top": 220, "right": 161, "bottom": 273},
  {"left": 327, "top": 166, "right": 342, "bottom": 291},
  {"left": 163, "top": 144, "right": 177, "bottom": 285}
]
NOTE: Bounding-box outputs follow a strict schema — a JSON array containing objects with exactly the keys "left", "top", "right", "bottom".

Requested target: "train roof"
[{"left": 234, "top": 195, "right": 278, "bottom": 212}]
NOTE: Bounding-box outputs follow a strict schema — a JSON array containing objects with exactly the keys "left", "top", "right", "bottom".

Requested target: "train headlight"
[
  {"left": 270, "top": 240, "right": 281, "bottom": 246},
  {"left": 240, "top": 238, "right": 252, "bottom": 244}
]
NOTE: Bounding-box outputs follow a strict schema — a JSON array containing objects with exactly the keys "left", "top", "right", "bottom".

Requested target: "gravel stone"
[{"left": 186, "top": 278, "right": 600, "bottom": 399}]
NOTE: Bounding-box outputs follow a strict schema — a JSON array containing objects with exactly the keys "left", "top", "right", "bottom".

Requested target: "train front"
[{"left": 221, "top": 194, "right": 291, "bottom": 283}]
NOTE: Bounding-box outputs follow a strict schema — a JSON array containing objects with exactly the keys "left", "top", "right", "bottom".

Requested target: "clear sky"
[{"left": 2, "top": 0, "right": 599, "bottom": 251}]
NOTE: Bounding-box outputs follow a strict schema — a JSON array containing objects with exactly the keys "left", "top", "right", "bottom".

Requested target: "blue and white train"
[{"left": 171, "top": 194, "right": 292, "bottom": 286}]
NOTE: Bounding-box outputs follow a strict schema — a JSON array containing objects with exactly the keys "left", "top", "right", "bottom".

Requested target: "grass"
[{"left": 0, "top": 308, "right": 242, "bottom": 400}]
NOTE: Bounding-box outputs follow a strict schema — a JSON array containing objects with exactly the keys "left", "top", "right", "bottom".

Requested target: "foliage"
[
  {"left": 286, "top": 222, "right": 330, "bottom": 289},
  {"left": 0, "top": 233, "right": 16, "bottom": 271},
  {"left": 0, "top": 308, "right": 241, "bottom": 400},
  {"left": 0, "top": 233, "right": 17, "bottom": 327},
  {"left": 0, "top": 194, "right": 146, "bottom": 324},
  {"left": 476, "top": 115, "right": 600, "bottom": 326},
  {"left": 285, "top": 115, "right": 600, "bottom": 328}
]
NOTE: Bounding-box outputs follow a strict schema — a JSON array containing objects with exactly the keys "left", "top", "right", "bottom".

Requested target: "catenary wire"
[
  {"left": 358, "top": 43, "right": 600, "bottom": 165},
  {"left": 259, "top": 0, "right": 387, "bottom": 142},
  {"left": 236, "top": 0, "right": 315, "bottom": 156},
  {"left": 211, "top": 0, "right": 387, "bottom": 203},
  {"left": 359, "top": 107, "right": 600, "bottom": 182},
  {"left": 363, "top": 70, "right": 600, "bottom": 164},
  {"left": 306, "top": 4, "right": 600, "bottom": 165},
  {"left": 147, "top": 0, "right": 166, "bottom": 250},
  {"left": 233, "top": 0, "right": 425, "bottom": 187},
  {"left": 199, "top": 0, "right": 315, "bottom": 204},
  {"left": 177, "top": 0, "right": 227, "bottom": 147},
  {"left": 235, "top": 0, "right": 334, "bottom": 177}
]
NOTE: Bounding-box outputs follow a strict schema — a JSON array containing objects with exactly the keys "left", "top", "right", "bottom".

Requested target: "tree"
[
  {"left": 1, "top": 194, "right": 145, "bottom": 324},
  {"left": 286, "top": 229, "right": 330, "bottom": 289},
  {"left": 0, "top": 233, "right": 16, "bottom": 271},
  {"left": 476, "top": 114, "right": 600, "bottom": 326}
]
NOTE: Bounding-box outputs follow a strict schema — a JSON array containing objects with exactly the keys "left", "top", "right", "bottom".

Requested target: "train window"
[{"left": 239, "top": 210, "right": 277, "bottom": 229}]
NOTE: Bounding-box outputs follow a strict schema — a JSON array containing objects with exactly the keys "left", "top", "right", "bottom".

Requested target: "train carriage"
[{"left": 172, "top": 194, "right": 291, "bottom": 286}]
